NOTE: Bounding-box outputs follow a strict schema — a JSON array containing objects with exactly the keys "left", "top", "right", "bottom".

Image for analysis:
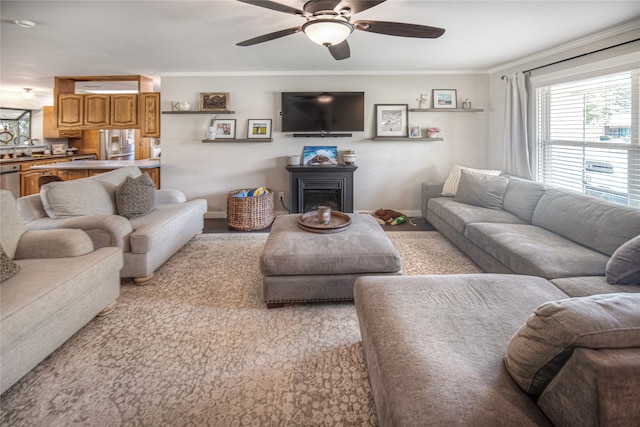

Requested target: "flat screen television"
[{"left": 281, "top": 92, "right": 365, "bottom": 134}]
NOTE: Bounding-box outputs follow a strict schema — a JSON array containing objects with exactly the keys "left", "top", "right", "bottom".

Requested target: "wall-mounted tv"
[{"left": 281, "top": 92, "right": 365, "bottom": 134}]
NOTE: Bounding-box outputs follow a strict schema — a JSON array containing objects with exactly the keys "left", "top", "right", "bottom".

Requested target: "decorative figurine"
[
  {"left": 417, "top": 94, "right": 428, "bottom": 109},
  {"left": 462, "top": 98, "right": 472, "bottom": 110}
]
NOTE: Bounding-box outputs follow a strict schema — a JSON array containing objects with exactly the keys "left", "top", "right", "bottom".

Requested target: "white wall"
[{"left": 161, "top": 73, "right": 489, "bottom": 217}]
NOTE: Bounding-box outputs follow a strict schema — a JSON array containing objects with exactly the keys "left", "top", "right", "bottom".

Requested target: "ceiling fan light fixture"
[{"left": 302, "top": 19, "right": 353, "bottom": 46}]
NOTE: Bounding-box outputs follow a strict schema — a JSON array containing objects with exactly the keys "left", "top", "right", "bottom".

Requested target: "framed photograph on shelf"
[
  {"left": 200, "top": 92, "right": 230, "bottom": 112},
  {"left": 212, "top": 119, "right": 236, "bottom": 139},
  {"left": 375, "top": 104, "right": 408, "bottom": 137},
  {"left": 409, "top": 125, "right": 421, "bottom": 139},
  {"left": 247, "top": 119, "right": 272, "bottom": 139},
  {"left": 303, "top": 146, "right": 338, "bottom": 166},
  {"left": 432, "top": 89, "right": 457, "bottom": 109}
]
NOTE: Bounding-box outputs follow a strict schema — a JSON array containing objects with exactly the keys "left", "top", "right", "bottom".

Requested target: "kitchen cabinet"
[
  {"left": 57, "top": 95, "right": 84, "bottom": 128},
  {"left": 140, "top": 92, "right": 161, "bottom": 138},
  {"left": 111, "top": 94, "right": 138, "bottom": 127},
  {"left": 56, "top": 169, "right": 89, "bottom": 181},
  {"left": 19, "top": 158, "right": 70, "bottom": 196},
  {"left": 84, "top": 94, "right": 110, "bottom": 127},
  {"left": 54, "top": 76, "right": 159, "bottom": 133},
  {"left": 43, "top": 106, "right": 82, "bottom": 138}
]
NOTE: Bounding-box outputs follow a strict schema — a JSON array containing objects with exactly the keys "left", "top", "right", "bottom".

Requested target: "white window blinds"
[{"left": 535, "top": 70, "right": 640, "bottom": 207}]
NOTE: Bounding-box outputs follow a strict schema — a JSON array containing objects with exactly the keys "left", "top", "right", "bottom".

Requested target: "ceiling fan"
[{"left": 236, "top": 0, "right": 445, "bottom": 60}]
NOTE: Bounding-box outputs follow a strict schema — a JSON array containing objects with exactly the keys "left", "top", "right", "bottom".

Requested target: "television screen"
[{"left": 281, "top": 92, "right": 365, "bottom": 133}]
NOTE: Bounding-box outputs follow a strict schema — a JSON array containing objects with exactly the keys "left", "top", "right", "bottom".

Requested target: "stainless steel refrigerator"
[{"left": 100, "top": 129, "right": 135, "bottom": 160}]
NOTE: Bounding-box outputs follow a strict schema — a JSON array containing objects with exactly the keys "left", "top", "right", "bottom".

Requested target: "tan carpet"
[{"left": 0, "top": 231, "right": 481, "bottom": 426}]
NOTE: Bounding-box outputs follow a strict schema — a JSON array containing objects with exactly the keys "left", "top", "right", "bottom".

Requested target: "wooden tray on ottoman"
[{"left": 298, "top": 211, "right": 352, "bottom": 233}]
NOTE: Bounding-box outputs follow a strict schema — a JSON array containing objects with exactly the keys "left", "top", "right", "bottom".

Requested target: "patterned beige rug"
[{"left": 0, "top": 231, "right": 481, "bottom": 426}]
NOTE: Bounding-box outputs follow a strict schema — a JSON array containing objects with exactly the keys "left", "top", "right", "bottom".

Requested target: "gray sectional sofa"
[
  {"left": 1, "top": 190, "right": 123, "bottom": 394},
  {"left": 354, "top": 169, "right": 640, "bottom": 426},
  {"left": 17, "top": 166, "right": 207, "bottom": 285}
]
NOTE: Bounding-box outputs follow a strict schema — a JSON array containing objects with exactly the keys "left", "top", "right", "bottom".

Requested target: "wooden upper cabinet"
[
  {"left": 111, "top": 94, "right": 138, "bottom": 127},
  {"left": 140, "top": 92, "right": 160, "bottom": 137},
  {"left": 43, "top": 106, "right": 82, "bottom": 138},
  {"left": 84, "top": 94, "right": 110, "bottom": 127},
  {"left": 57, "top": 95, "right": 84, "bottom": 128}
]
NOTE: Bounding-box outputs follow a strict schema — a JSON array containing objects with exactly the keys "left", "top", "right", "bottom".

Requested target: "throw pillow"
[
  {"left": 40, "top": 179, "right": 114, "bottom": 218},
  {"left": 606, "top": 235, "right": 640, "bottom": 285},
  {"left": 504, "top": 293, "right": 640, "bottom": 395},
  {"left": 454, "top": 169, "right": 509, "bottom": 209},
  {"left": 441, "top": 165, "right": 501, "bottom": 196},
  {"left": 116, "top": 173, "right": 156, "bottom": 219},
  {"left": 1, "top": 246, "right": 20, "bottom": 281},
  {"left": 502, "top": 177, "right": 547, "bottom": 222}
]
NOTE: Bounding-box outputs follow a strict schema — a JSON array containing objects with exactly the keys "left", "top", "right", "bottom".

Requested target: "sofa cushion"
[
  {"left": 505, "top": 293, "right": 640, "bottom": 395},
  {"left": 502, "top": 177, "right": 547, "bottom": 223},
  {"left": 465, "top": 223, "right": 610, "bottom": 279},
  {"left": 116, "top": 173, "right": 156, "bottom": 219},
  {"left": 40, "top": 179, "right": 114, "bottom": 218},
  {"left": 441, "top": 165, "right": 501, "bottom": 196},
  {"left": 532, "top": 188, "right": 640, "bottom": 256},
  {"left": 606, "top": 235, "right": 640, "bottom": 285},
  {"left": 128, "top": 200, "right": 206, "bottom": 254},
  {"left": 428, "top": 198, "right": 526, "bottom": 235},
  {"left": 552, "top": 276, "right": 640, "bottom": 298},
  {"left": 1, "top": 247, "right": 20, "bottom": 281},
  {"left": 354, "top": 274, "right": 565, "bottom": 426},
  {"left": 90, "top": 166, "right": 142, "bottom": 208},
  {"left": 455, "top": 170, "right": 509, "bottom": 209}
]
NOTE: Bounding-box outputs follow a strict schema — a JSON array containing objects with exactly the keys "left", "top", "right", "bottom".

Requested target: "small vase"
[{"left": 427, "top": 131, "right": 439, "bottom": 138}]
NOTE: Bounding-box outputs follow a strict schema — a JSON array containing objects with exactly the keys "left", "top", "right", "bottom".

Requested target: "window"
[{"left": 535, "top": 70, "right": 639, "bottom": 207}]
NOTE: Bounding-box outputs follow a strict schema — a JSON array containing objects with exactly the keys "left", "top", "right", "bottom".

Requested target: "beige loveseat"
[
  {"left": 1, "top": 190, "right": 123, "bottom": 394},
  {"left": 17, "top": 166, "right": 207, "bottom": 285}
]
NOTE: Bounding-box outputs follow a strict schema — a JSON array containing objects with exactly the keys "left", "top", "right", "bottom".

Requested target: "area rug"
[{"left": 0, "top": 231, "right": 481, "bottom": 426}]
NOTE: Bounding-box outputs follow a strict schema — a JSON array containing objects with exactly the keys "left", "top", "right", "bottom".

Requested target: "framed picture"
[
  {"left": 303, "top": 146, "right": 338, "bottom": 166},
  {"left": 247, "top": 119, "right": 272, "bottom": 139},
  {"left": 375, "top": 104, "right": 408, "bottom": 137},
  {"left": 212, "top": 119, "right": 236, "bottom": 139},
  {"left": 432, "top": 89, "right": 457, "bottom": 109},
  {"left": 200, "top": 92, "right": 230, "bottom": 112},
  {"left": 409, "top": 125, "right": 421, "bottom": 139}
]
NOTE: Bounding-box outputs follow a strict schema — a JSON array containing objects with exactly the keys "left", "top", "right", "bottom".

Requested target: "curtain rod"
[{"left": 501, "top": 38, "right": 640, "bottom": 79}]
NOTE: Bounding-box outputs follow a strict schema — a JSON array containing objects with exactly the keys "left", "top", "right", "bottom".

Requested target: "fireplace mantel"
[{"left": 286, "top": 165, "right": 358, "bottom": 213}]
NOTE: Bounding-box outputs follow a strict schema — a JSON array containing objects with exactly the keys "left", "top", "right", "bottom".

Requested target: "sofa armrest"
[
  {"left": 21, "top": 215, "right": 133, "bottom": 252},
  {"left": 155, "top": 189, "right": 186, "bottom": 204},
  {"left": 421, "top": 182, "right": 445, "bottom": 218},
  {"left": 537, "top": 347, "right": 640, "bottom": 427},
  {"left": 15, "top": 229, "right": 94, "bottom": 259}
]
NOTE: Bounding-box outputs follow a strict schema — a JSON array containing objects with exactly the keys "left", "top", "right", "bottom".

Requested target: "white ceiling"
[{"left": 1, "top": 0, "right": 639, "bottom": 108}]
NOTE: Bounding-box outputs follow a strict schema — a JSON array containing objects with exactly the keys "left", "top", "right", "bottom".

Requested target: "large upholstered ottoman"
[{"left": 260, "top": 213, "right": 402, "bottom": 307}]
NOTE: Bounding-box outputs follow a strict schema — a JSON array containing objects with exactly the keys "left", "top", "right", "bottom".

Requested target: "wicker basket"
[{"left": 226, "top": 189, "right": 275, "bottom": 231}]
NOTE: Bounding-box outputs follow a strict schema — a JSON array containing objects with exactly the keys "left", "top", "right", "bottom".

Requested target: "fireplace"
[{"left": 286, "top": 165, "right": 357, "bottom": 213}]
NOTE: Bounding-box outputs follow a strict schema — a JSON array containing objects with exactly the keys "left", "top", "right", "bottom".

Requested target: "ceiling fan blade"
[
  {"left": 336, "top": 0, "right": 387, "bottom": 14},
  {"left": 236, "top": 0, "right": 306, "bottom": 16},
  {"left": 236, "top": 27, "right": 302, "bottom": 46},
  {"left": 354, "top": 20, "right": 445, "bottom": 38},
  {"left": 328, "top": 40, "right": 350, "bottom": 60}
]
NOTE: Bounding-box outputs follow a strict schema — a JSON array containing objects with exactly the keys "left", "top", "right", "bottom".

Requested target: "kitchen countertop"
[{"left": 30, "top": 159, "right": 161, "bottom": 170}]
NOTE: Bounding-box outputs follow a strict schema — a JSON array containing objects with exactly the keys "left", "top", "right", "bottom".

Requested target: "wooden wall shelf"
[
  {"left": 162, "top": 110, "right": 235, "bottom": 114},
  {"left": 409, "top": 108, "right": 484, "bottom": 113},
  {"left": 202, "top": 138, "right": 272, "bottom": 143},
  {"left": 372, "top": 137, "right": 444, "bottom": 141}
]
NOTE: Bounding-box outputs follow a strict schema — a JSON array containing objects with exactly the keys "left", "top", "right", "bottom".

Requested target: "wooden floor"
[{"left": 203, "top": 216, "right": 435, "bottom": 233}]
